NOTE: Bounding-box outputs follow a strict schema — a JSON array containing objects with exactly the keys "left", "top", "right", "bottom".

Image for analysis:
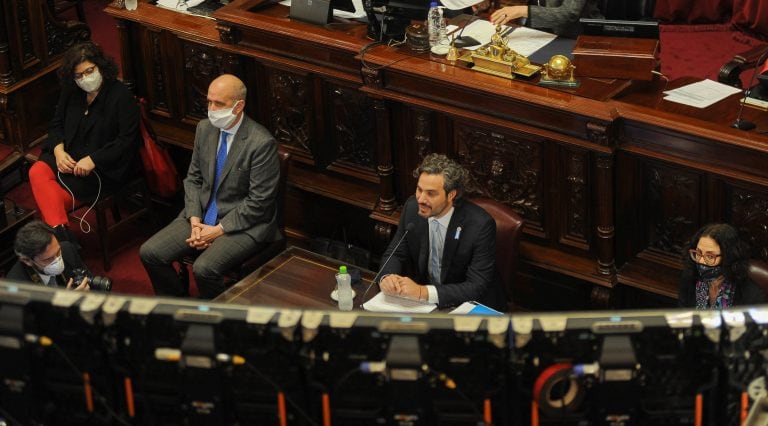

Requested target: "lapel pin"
[{"left": 455, "top": 226, "right": 462, "bottom": 240}]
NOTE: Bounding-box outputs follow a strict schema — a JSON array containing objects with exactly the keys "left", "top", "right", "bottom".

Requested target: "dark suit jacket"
[
  {"left": 182, "top": 115, "right": 282, "bottom": 242},
  {"left": 380, "top": 196, "right": 504, "bottom": 310},
  {"left": 41, "top": 79, "right": 141, "bottom": 198},
  {"left": 5, "top": 241, "right": 85, "bottom": 287},
  {"left": 528, "top": 0, "right": 603, "bottom": 38}
]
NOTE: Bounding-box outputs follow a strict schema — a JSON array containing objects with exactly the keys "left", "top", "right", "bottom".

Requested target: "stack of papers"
[
  {"left": 362, "top": 292, "right": 437, "bottom": 313},
  {"left": 445, "top": 21, "right": 556, "bottom": 55},
  {"left": 663, "top": 79, "right": 743, "bottom": 109}
]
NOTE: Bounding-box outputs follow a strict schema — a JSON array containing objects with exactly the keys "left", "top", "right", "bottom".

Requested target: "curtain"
[
  {"left": 653, "top": 0, "right": 733, "bottom": 24},
  {"left": 731, "top": 0, "right": 768, "bottom": 39}
]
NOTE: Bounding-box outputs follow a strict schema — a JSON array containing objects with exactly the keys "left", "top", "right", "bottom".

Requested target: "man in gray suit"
[{"left": 140, "top": 74, "right": 281, "bottom": 299}]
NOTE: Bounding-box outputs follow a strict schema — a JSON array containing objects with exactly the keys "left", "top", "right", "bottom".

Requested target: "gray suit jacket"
[
  {"left": 182, "top": 115, "right": 281, "bottom": 242},
  {"left": 528, "top": 0, "right": 603, "bottom": 38}
]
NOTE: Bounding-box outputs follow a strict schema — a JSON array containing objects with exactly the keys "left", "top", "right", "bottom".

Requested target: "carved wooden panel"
[
  {"left": 149, "top": 31, "right": 168, "bottom": 112},
  {"left": 642, "top": 161, "right": 700, "bottom": 261},
  {"left": 265, "top": 67, "right": 312, "bottom": 158},
  {"left": 181, "top": 42, "right": 241, "bottom": 121},
  {"left": 729, "top": 185, "right": 768, "bottom": 261},
  {"left": 323, "top": 82, "right": 377, "bottom": 178},
  {"left": 559, "top": 147, "right": 589, "bottom": 248},
  {"left": 15, "top": 0, "right": 36, "bottom": 69},
  {"left": 455, "top": 123, "right": 544, "bottom": 233}
]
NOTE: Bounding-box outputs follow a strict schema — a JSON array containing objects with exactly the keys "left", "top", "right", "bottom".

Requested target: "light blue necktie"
[
  {"left": 203, "top": 132, "right": 228, "bottom": 225},
  {"left": 429, "top": 219, "right": 443, "bottom": 285}
]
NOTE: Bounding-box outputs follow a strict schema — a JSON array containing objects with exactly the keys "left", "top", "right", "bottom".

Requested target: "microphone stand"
[
  {"left": 452, "top": 10, "right": 480, "bottom": 48},
  {"left": 359, "top": 223, "right": 414, "bottom": 307},
  {"left": 732, "top": 46, "right": 768, "bottom": 131}
]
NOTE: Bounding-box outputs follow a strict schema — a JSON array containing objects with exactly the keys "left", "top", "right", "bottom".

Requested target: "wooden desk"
[{"left": 214, "top": 246, "right": 376, "bottom": 308}]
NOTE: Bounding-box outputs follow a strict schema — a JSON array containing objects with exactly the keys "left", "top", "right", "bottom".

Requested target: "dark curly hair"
[
  {"left": 679, "top": 223, "right": 750, "bottom": 300},
  {"left": 413, "top": 153, "right": 468, "bottom": 200},
  {"left": 57, "top": 41, "right": 119, "bottom": 87}
]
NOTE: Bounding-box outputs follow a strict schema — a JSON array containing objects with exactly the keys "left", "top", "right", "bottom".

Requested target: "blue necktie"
[
  {"left": 429, "top": 219, "right": 443, "bottom": 285},
  {"left": 203, "top": 132, "right": 228, "bottom": 225}
]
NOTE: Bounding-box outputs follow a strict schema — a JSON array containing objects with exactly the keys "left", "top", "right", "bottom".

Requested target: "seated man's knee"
[
  {"left": 192, "top": 257, "right": 224, "bottom": 282},
  {"left": 139, "top": 239, "right": 165, "bottom": 265}
]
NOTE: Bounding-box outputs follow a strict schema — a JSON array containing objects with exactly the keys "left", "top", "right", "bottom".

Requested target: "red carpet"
[{"left": 659, "top": 23, "right": 766, "bottom": 85}]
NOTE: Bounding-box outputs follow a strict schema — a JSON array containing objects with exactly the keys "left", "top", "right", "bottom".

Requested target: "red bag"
[{"left": 138, "top": 98, "right": 179, "bottom": 198}]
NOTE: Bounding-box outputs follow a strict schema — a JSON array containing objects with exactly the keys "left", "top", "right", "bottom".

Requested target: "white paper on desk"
[
  {"left": 662, "top": 79, "right": 742, "bottom": 109},
  {"left": 362, "top": 292, "right": 437, "bottom": 313},
  {"left": 445, "top": 20, "right": 498, "bottom": 51},
  {"left": 156, "top": 0, "right": 205, "bottom": 10},
  {"left": 506, "top": 26, "right": 557, "bottom": 57},
  {"left": 279, "top": 0, "right": 367, "bottom": 19}
]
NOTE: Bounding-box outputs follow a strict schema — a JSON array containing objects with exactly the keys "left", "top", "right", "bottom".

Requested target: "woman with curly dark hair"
[
  {"left": 28, "top": 41, "right": 140, "bottom": 240},
  {"left": 678, "top": 223, "right": 765, "bottom": 309}
]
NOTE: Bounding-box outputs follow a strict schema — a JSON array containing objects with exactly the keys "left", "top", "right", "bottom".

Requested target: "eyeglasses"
[
  {"left": 689, "top": 249, "right": 722, "bottom": 266},
  {"left": 74, "top": 65, "right": 97, "bottom": 80}
]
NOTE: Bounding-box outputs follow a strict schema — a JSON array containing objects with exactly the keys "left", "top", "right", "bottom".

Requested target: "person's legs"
[
  {"left": 192, "top": 232, "right": 263, "bottom": 299},
  {"left": 28, "top": 161, "right": 75, "bottom": 226},
  {"left": 139, "top": 218, "right": 195, "bottom": 297}
]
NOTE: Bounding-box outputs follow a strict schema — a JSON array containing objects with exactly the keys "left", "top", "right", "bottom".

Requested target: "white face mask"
[
  {"left": 75, "top": 68, "right": 103, "bottom": 93},
  {"left": 41, "top": 255, "right": 66, "bottom": 276},
  {"left": 208, "top": 100, "right": 241, "bottom": 129}
]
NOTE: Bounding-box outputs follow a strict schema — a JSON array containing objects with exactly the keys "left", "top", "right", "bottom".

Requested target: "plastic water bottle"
[
  {"left": 427, "top": 2, "right": 444, "bottom": 47},
  {"left": 336, "top": 266, "right": 353, "bottom": 311}
]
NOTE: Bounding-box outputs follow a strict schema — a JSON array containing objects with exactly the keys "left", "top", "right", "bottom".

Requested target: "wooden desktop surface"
[{"left": 213, "top": 246, "right": 376, "bottom": 308}]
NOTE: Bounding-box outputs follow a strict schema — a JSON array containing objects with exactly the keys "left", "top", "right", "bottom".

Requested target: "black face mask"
[{"left": 697, "top": 263, "right": 723, "bottom": 281}]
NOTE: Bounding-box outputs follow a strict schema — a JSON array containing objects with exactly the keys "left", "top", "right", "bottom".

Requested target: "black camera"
[{"left": 70, "top": 268, "right": 112, "bottom": 292}]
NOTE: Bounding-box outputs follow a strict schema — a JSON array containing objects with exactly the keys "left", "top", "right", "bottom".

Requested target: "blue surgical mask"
[{"left": 697, "top": 263, "right": 723, "bottom": 281}]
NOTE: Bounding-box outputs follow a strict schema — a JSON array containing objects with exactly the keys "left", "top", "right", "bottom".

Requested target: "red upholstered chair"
[
  {"left": 748, "top": 259, "right": 768, "bottom": 298},
  {"left": 470, "top": 197, "right": 525, "bottom": 311}
]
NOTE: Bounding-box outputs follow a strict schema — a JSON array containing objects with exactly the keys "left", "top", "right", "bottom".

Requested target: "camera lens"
[{"left": 90, "top": 276, "right": 112, "bottom": 292}]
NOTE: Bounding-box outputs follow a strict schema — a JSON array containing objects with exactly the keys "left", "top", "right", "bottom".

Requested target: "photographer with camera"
[{"left": 8, "top": 220, "right": 111, "bottom": 291}]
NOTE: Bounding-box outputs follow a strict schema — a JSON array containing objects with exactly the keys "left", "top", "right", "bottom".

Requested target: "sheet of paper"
[
  {"left": 506, "top": 26, "right": 557, "bottom": 57},
  {"left": 446, "top": 19, "right": 498, "bottom": 51},
  {"left": 362, "top": 292, "right": 437, "bottom": 313},
  {"left": 279, "top": 0, "right": 367, "bottom": 19},
  {"left": 156, "top": 0, "right": 206, "bottom": 9},
  {"left": 662, "top": 79, "right": 742, "bottom": 109}
]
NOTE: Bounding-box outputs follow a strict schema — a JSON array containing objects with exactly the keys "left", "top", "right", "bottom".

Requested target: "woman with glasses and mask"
[
  {"left": 28, "top": 41, "right": 140, "bottom": 242},
  {"left": 678, "top": 223, "right": 765, "bottom": 309}
]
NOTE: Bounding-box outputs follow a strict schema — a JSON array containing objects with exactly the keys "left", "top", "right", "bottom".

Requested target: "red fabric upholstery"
[
  {"left": 654, "top": 0, "right": 733, "bottom": 25},
  {"left": 732, "top": 0, "right": 768, "bottom": 39},
  {"left": 470, "top": 197, "right": 524, "bottom": 310}
]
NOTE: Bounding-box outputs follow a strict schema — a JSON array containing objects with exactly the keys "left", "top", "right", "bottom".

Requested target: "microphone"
[
  {"left": 359, "top": 222, "right": 415, "bottom": 305},
  {"left": 453, "top": 10, "right": 480, "bottom": 48},
  {"left": 731, "top": 46, "right": 768, "bottom": 131}
]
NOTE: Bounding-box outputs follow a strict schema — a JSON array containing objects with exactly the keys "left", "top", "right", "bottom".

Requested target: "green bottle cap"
[{"left": 339, "top": 265, "right": 348, "bottom": 274}]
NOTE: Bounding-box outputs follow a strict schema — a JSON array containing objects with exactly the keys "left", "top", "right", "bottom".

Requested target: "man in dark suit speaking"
[
  {"left": 378, "top": 153, "right": 505, "bottom": 310},
  {"left": 140, "top": 74, "right": 281, "bottom": 299}
]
